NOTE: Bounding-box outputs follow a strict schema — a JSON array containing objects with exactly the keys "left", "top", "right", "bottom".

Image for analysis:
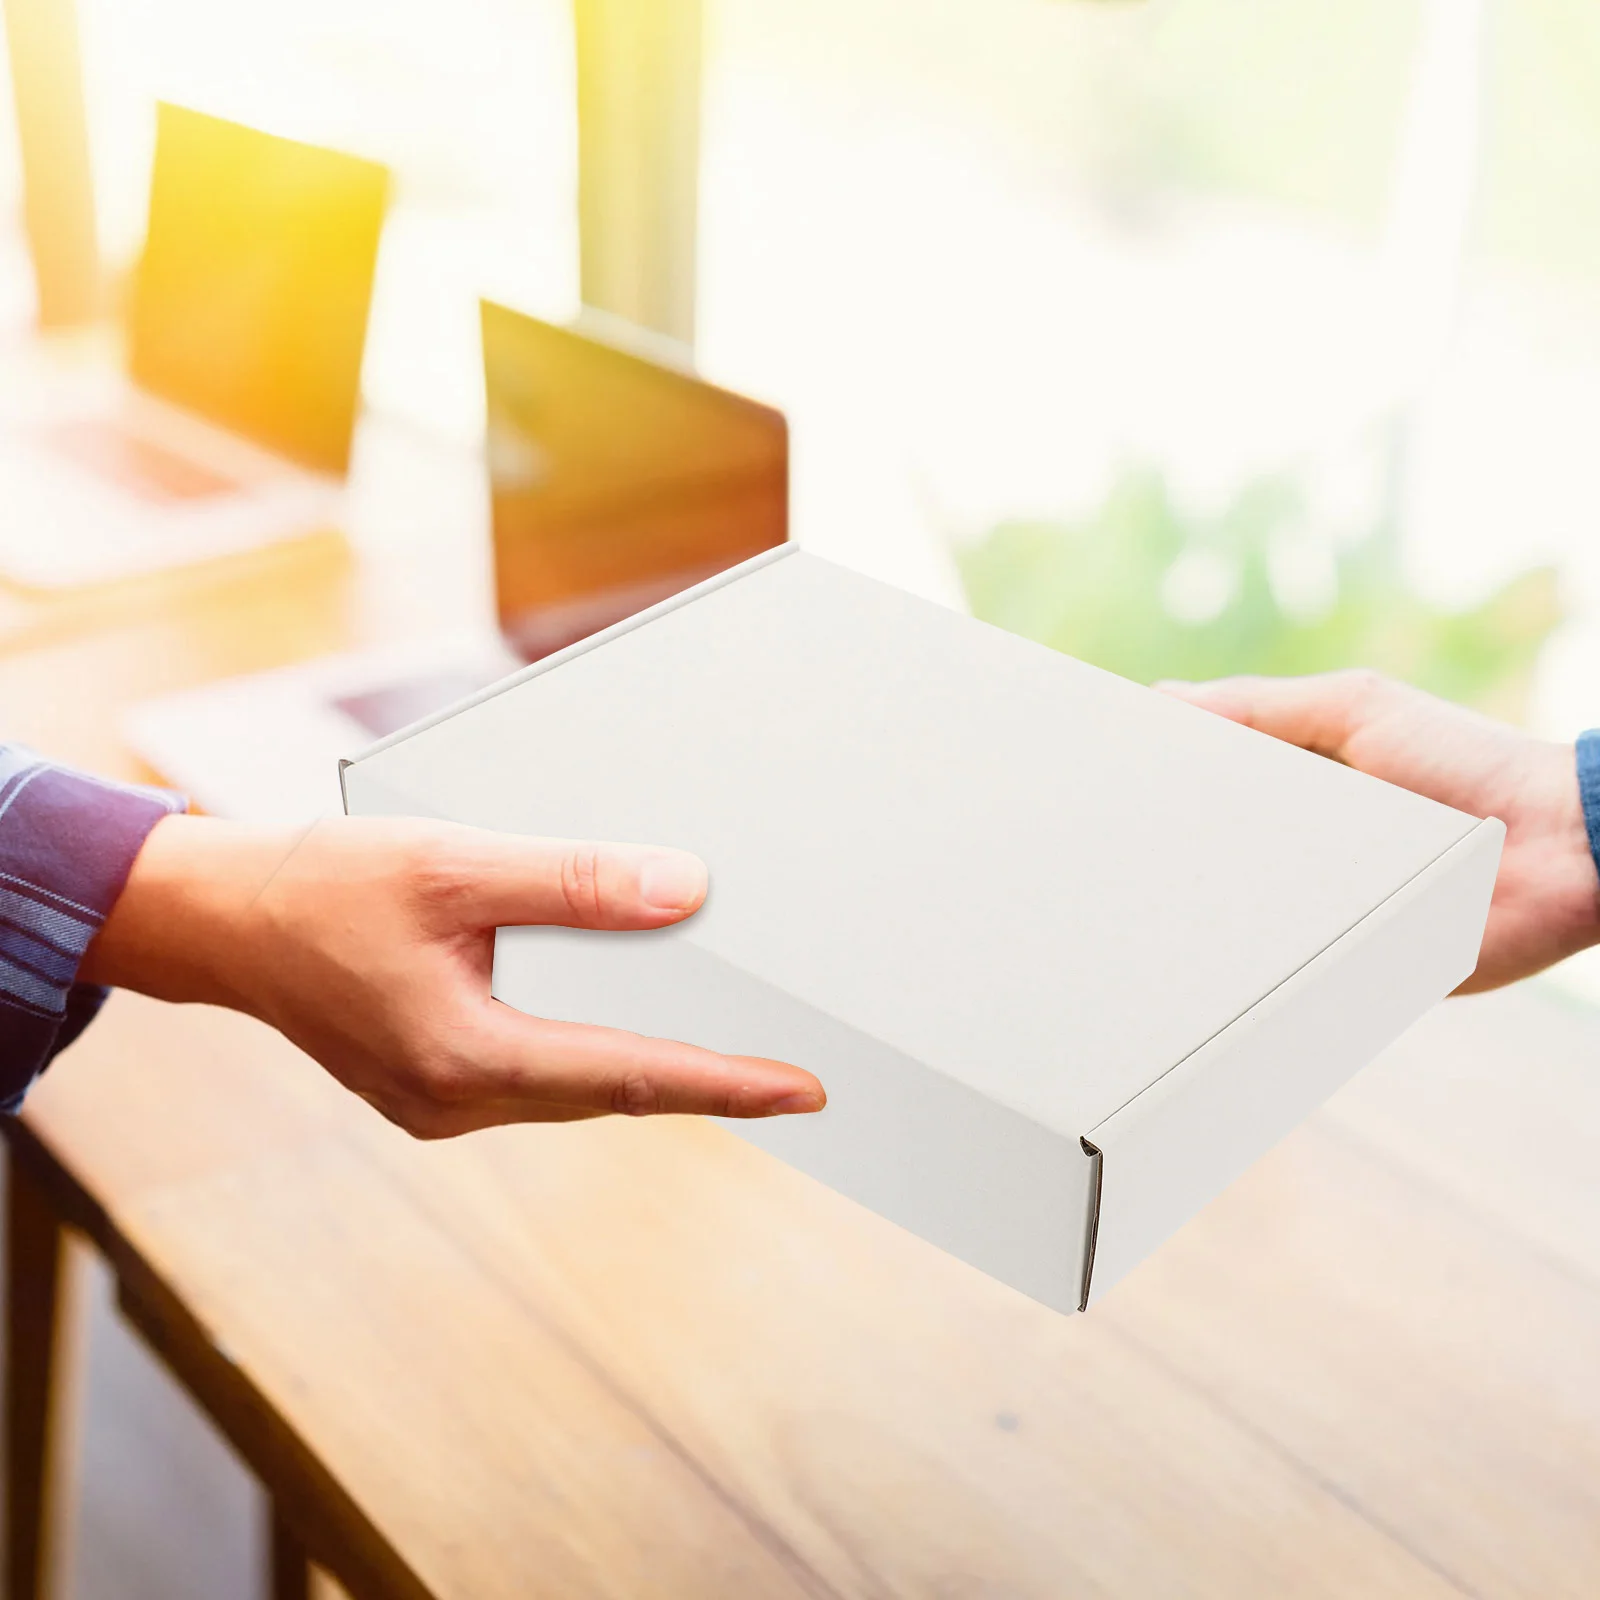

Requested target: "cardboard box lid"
[{"left": 342, "top": 546, "right": 1479, "bottom": 1144}]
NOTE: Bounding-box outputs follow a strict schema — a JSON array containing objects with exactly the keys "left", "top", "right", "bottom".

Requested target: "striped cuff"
[{"left": 0, "top": 749, "right": 185, "bottom": 1113}]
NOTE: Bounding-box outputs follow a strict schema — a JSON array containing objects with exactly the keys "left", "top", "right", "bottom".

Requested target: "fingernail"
[
  {"left": 638, "top": 851, "right": 708, "bottom": 912},
  {"left": 766, "top": 1090, "right": 826, "bottom": 1116}
]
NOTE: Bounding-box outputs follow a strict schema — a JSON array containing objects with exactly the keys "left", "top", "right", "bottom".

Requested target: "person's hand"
[
  {"left": 80, "top": 814, "right": 825, "bottom": 1137},
  {"left": 1156, "top": 669, "right": 1600, "bottom": 992}
]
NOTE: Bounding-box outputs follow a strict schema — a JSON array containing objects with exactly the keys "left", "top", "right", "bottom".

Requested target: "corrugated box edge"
[
  {"left": 337, "top": 542, "right": 798, "bottom": 805},
  {"left": 1078, "top": 816, "right": 1504, "bottom": 1308}
]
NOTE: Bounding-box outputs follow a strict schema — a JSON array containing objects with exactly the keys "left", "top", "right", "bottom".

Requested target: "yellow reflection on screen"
[
  {"left": 482, "top": 300, "right": 788, "bottom": 659},
  {"left": 128, "top": 103, "right": 389, "bottom": 474}
]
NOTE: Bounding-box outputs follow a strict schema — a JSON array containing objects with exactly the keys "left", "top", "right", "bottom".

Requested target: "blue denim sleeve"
[
  {"left": 1577, "top": 731, "right": 1600, "bottom": 891},
  {"left": 0, "top": 745, "right": 185, "bottom": 1113}
]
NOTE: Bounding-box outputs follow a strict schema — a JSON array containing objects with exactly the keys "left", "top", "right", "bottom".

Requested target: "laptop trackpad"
[
  {"left": 43, "top": 418, "right": 240, "bottom": 503},
  {"left": 333, "top": 670, "right": 502, "bottom": 739}
]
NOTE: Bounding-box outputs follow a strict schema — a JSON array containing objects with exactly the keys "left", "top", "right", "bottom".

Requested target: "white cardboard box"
[{"left": 340, "top": 546, "right": 1502, "bottom": 1313}]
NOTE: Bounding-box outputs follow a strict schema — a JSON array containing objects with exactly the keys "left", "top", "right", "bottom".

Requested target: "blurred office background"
[
  {"left": 7, "top": 0, "right": 1600, "bottom": 733},
  {"left": 6, "top": 2, "right": 1600, "bottom": 1594}
]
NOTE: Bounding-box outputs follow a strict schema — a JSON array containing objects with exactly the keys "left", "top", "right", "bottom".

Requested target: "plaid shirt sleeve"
[{"left": 0, "top": 745, "right": 185, "bottom": 1114}]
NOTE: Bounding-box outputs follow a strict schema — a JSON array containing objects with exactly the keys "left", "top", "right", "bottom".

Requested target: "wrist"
[{"left": 79, "top": 813, "right": 298, "bottom": 1015}]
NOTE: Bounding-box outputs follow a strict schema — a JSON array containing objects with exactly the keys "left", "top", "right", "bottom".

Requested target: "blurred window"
[
  {"left": 0, "top": 18, "right": 33, "bottom": 329},
  {"left": 698, "top": 0, "right": 1600, "bottom": 738},
  {"left": 10, "top": 0, "right": 1600, "bottom": 736}
]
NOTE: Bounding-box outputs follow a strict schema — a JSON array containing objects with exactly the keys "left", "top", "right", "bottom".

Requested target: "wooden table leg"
[
  {"left": 4, "top": 1155, "right": 66, "bottom": 1600},
  {"left": 269, "top": 1503, "right": 313, "bottom": 1600}
]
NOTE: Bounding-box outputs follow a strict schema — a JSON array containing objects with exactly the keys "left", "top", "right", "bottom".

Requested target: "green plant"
[{"left": 956, "top": 465, "right": 1561, "bottom": 724}]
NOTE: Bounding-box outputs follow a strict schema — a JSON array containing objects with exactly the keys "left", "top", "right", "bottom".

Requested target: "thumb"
[
  {"left": 429, "top": 828, "right": 710, "bottom": 931},
  {"left": 1154, "top": 671, "right": 1389, "bottom": 761}
]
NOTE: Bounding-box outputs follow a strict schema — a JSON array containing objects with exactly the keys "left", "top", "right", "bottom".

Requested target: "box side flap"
[
  {"left": 1077, "top": 1137, "right": 1104, "bottom": 1313},
  {"left": 1080, "top": 817, "right": 1503, "bottom": 1306},
  {"left": 341, "top": 541, "right": 798, "bottom": 766},
  {"left": 493, "top": 921, "right": 1101, "bottom": 1313}
]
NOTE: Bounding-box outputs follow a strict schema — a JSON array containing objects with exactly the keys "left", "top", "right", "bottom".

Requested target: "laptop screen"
[
  {"left": 127, "top": 104, "right": 390, "bottom": 475},
  {"left": 481, "top": 300, "right": 788, "bottom": 662}
]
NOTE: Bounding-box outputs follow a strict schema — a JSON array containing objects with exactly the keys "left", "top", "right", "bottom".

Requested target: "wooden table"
[{"left": 3, "top": 420, "right": 1600, "bottom": 1597}]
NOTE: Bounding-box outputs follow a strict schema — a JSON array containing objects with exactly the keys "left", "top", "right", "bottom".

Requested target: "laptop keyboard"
[
  {"left": 333, "top": 669, "right": 502, "bottom": 739},
  {"left": 43, "top": 418, "right": 240, "bottom": 504}
]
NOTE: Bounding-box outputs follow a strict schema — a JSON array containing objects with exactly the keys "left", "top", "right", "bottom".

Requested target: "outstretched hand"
[
  {"left": 82, "top": 815, "right": 825, "bottom": 1137},
  {"left": 1157, "top": 669, "right": 1600, "bottom": 992}
]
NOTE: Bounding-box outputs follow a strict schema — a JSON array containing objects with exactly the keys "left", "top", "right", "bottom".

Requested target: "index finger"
[
  {"left": 431, "top": 829, "right": 710, "bottom": 931},
  {"left": 1155, "top": 671, "right": 1388, "bottom": 761}
]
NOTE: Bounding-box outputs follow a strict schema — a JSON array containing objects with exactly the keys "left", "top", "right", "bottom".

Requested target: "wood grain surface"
[{"left": 14, "top": 994, "right": 1489, "bottom": 1600}]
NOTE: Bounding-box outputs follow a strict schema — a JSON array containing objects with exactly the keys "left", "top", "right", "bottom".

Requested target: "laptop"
[
  {"left": 0, "top": 102, "right": 390, "bottom": 589},
  {"left": 125, "top": 299, "right": 789, "bottom": 823}
]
